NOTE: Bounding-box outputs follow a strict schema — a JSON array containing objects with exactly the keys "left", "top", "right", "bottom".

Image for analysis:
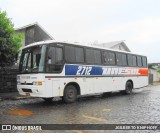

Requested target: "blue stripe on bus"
[
  {"left": 65, "top": 65, "right": 145, "bottom": 76},
  {"left": 65, "top": 65, "right": 103, "bottom": 76}
]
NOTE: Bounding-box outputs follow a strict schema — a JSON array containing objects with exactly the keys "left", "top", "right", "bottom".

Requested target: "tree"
[
  {"left": 148, "top": 64, "right": 152, "bottom": 69},
  {"left": 157, "top": 66, "right": 160, "bottom": 73},
  {"left": 0, "top": 10, "right": 23, "bottom": 67}
]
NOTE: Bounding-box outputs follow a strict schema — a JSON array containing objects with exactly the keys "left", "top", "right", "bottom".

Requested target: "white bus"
[{"left": 17, "top": 40, "right": 148, "bottom": 103}]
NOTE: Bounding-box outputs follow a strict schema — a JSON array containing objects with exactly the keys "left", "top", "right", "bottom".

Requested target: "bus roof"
[{"left": 22, "top": 40, "right": 146, "bottom": 57}]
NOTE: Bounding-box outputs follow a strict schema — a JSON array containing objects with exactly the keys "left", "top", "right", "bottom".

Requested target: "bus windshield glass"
[{"left": 19, "top": 45, "right": 47, "bottom": 73}]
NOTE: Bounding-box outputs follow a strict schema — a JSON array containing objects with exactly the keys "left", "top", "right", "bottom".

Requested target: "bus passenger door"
[{"left": 45, "top": 44, "right": 64, "bottom": 97}]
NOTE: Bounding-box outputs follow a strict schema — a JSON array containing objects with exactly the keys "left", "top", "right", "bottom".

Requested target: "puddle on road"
[
  {"left": 5, "top": 109, "right": 33, "bottom": 115},
  {"left": 102, "top": 108, "right": 111, "bottom": 112}
]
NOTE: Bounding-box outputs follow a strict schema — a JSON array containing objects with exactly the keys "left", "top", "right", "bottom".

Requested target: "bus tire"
[
  {"left": 125, "top": 81, "right": 133, "bottom": 94},
  {"left": 42, "top": 98, "right": 53, "bottom": 102},
  {"left": 63, "top": 85, "right": 77, "bottom": 103}
]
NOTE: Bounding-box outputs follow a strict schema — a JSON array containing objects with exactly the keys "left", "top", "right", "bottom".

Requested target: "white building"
[
  {"left": 149, "top": 68, "right": 160, "bottom": 82},
  {"left": 15, "top": 22, "right": 54, "bottom": 47},
  {"left": 93, "top": 40, "right": 131, "bottom": 52}
]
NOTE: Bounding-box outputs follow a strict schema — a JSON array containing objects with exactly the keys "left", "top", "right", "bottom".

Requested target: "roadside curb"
[
  {"left": 148, "top": 83, "right": 160, "bottom": 87},
  {"left": 0, "top": 96, "right": 36, "bottom": 101}
]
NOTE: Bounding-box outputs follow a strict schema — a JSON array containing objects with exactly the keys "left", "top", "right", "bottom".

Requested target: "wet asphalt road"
[{"left": 0, "top": 85, "right": 160, "bottom": 132}]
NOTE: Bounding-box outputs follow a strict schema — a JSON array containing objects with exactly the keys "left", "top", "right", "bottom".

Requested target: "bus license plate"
[{"left": 25, "top": 92, "right": 30, "bottom": 96}]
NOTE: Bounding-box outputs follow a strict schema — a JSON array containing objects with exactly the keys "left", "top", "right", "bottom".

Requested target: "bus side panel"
[
  {"left": 132, "top": 76, "right": 148, "bottom": 88},
  {"left": 112, "top": 76, "right": 148, "bottom": 91},
  {"left": 94, "top": 77, "right": 117, "bottom": 93},
  {"left": 54, "top": 76, "right": 148, "bottom": 97},
  {"left": 83, "top": 76, "right": 148, "bottom": 94},
  {"left": 94, "top": 77, "right": 126, "bottom": 93},
  {"left": 59, "top": 77, "right": 94, "bottom": 96}
]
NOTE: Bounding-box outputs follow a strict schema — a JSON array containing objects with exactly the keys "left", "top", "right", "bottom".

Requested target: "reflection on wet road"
[
  {"left": 5, "top": 109, "right": 33, "bottom": 116},
  {"left": 1, "top": 85, "right": 160, "bottom": 125}
]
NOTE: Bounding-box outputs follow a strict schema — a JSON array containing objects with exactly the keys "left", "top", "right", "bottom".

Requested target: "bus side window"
[
  {"left": 86, "top": 49, "right": 94, "bottom": 64},
  {"left": 48, "top": 47, "right": 55, "bottom": 64},
  {"left": 103, "top": 51, "right": 115, "bottom": 65},
  {"left": 56, "top": 48, "right": 63, "bottom": 64},
  {"left": 122, "top": 54, "right": 127, "bottom": 66},
  {"left": 137, "top": 56, "right": 142, "bottom": 67},
  {"left": 142, "top": 57, "right": 147, "bottom": 67},
  {"left": 109, "top": 52, "right": 115, "bottom": 65},
  {"left": 65, "top": 46, "right": 75, "bottom": 63},
  {"left": 116, "top": 53, "right": 122, "bottom": 66},
  {"left": 132, "top": 55, "right": 137, "bottom": 66},
  {"left": 75, "top": 47, "right": 84, "bottom": 63},
  {"left": 86, "top": 49, "right": 101, "bottom": 64},
  {"left": 46, "top": 47, "right": 63, "bottom": 72},
  {"left": 127, "top": 54, "right": 133, "bottom": 66},
  {"left": 94, "top": 50, "right": 101, "bottom": 64},
  {"left": 103, "top": 51, "right": 110, "bottom": 65}
]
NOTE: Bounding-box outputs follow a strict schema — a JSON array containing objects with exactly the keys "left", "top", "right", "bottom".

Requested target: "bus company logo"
[
  {"left": 2, "top": 125, "right": 11, "bottom": 130},
  {"left": 102, "top": 67, "right": 140, "bottom": 75}
]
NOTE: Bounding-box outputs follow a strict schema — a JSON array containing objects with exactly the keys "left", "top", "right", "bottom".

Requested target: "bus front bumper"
[{"left": 17, "top": 85, "right": 52, "bottom": 98}]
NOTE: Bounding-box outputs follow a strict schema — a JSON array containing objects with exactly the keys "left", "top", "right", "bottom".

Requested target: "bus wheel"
[
  {"left": 63, "top": 85, "right": 77, "bottom": 103},
  {"left": 42, "top": 98, "right": 53, "bottom": 102},
  {"left": 125, "top": 81, "right": 133, "bottom": 94}
]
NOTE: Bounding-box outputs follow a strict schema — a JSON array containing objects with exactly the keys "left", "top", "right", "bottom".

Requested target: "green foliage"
[
  {"left": 148, "top": 64, "right": 152, "bottom": 69},
  {"left": 157, "top": 66, "right": 160, "bottom": 73},
  {"left": 0, "top": 10, "right": 23, "bottom": 67}
]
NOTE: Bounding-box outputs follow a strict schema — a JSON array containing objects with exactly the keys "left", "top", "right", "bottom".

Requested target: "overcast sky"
[{"left": 1, "top": 0, "right": 160, "bottom": 63}]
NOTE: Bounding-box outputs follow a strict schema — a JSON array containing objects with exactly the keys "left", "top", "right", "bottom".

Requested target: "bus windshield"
[{"left": 19, "top": 45, "right": 47, "bottom": 73}]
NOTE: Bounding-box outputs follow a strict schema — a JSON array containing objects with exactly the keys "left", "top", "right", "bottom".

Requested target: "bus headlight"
[
  {"left": 33, "top": 82, "right": 37, "bottom": 85},
  {"left": 33, "top": 81, "right": 42, "bottom": 86}
]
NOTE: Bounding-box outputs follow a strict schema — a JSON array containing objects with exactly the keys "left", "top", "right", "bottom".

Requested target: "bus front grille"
[{"left": 22, "top": 89, "right": 32, "bottom": 93}]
